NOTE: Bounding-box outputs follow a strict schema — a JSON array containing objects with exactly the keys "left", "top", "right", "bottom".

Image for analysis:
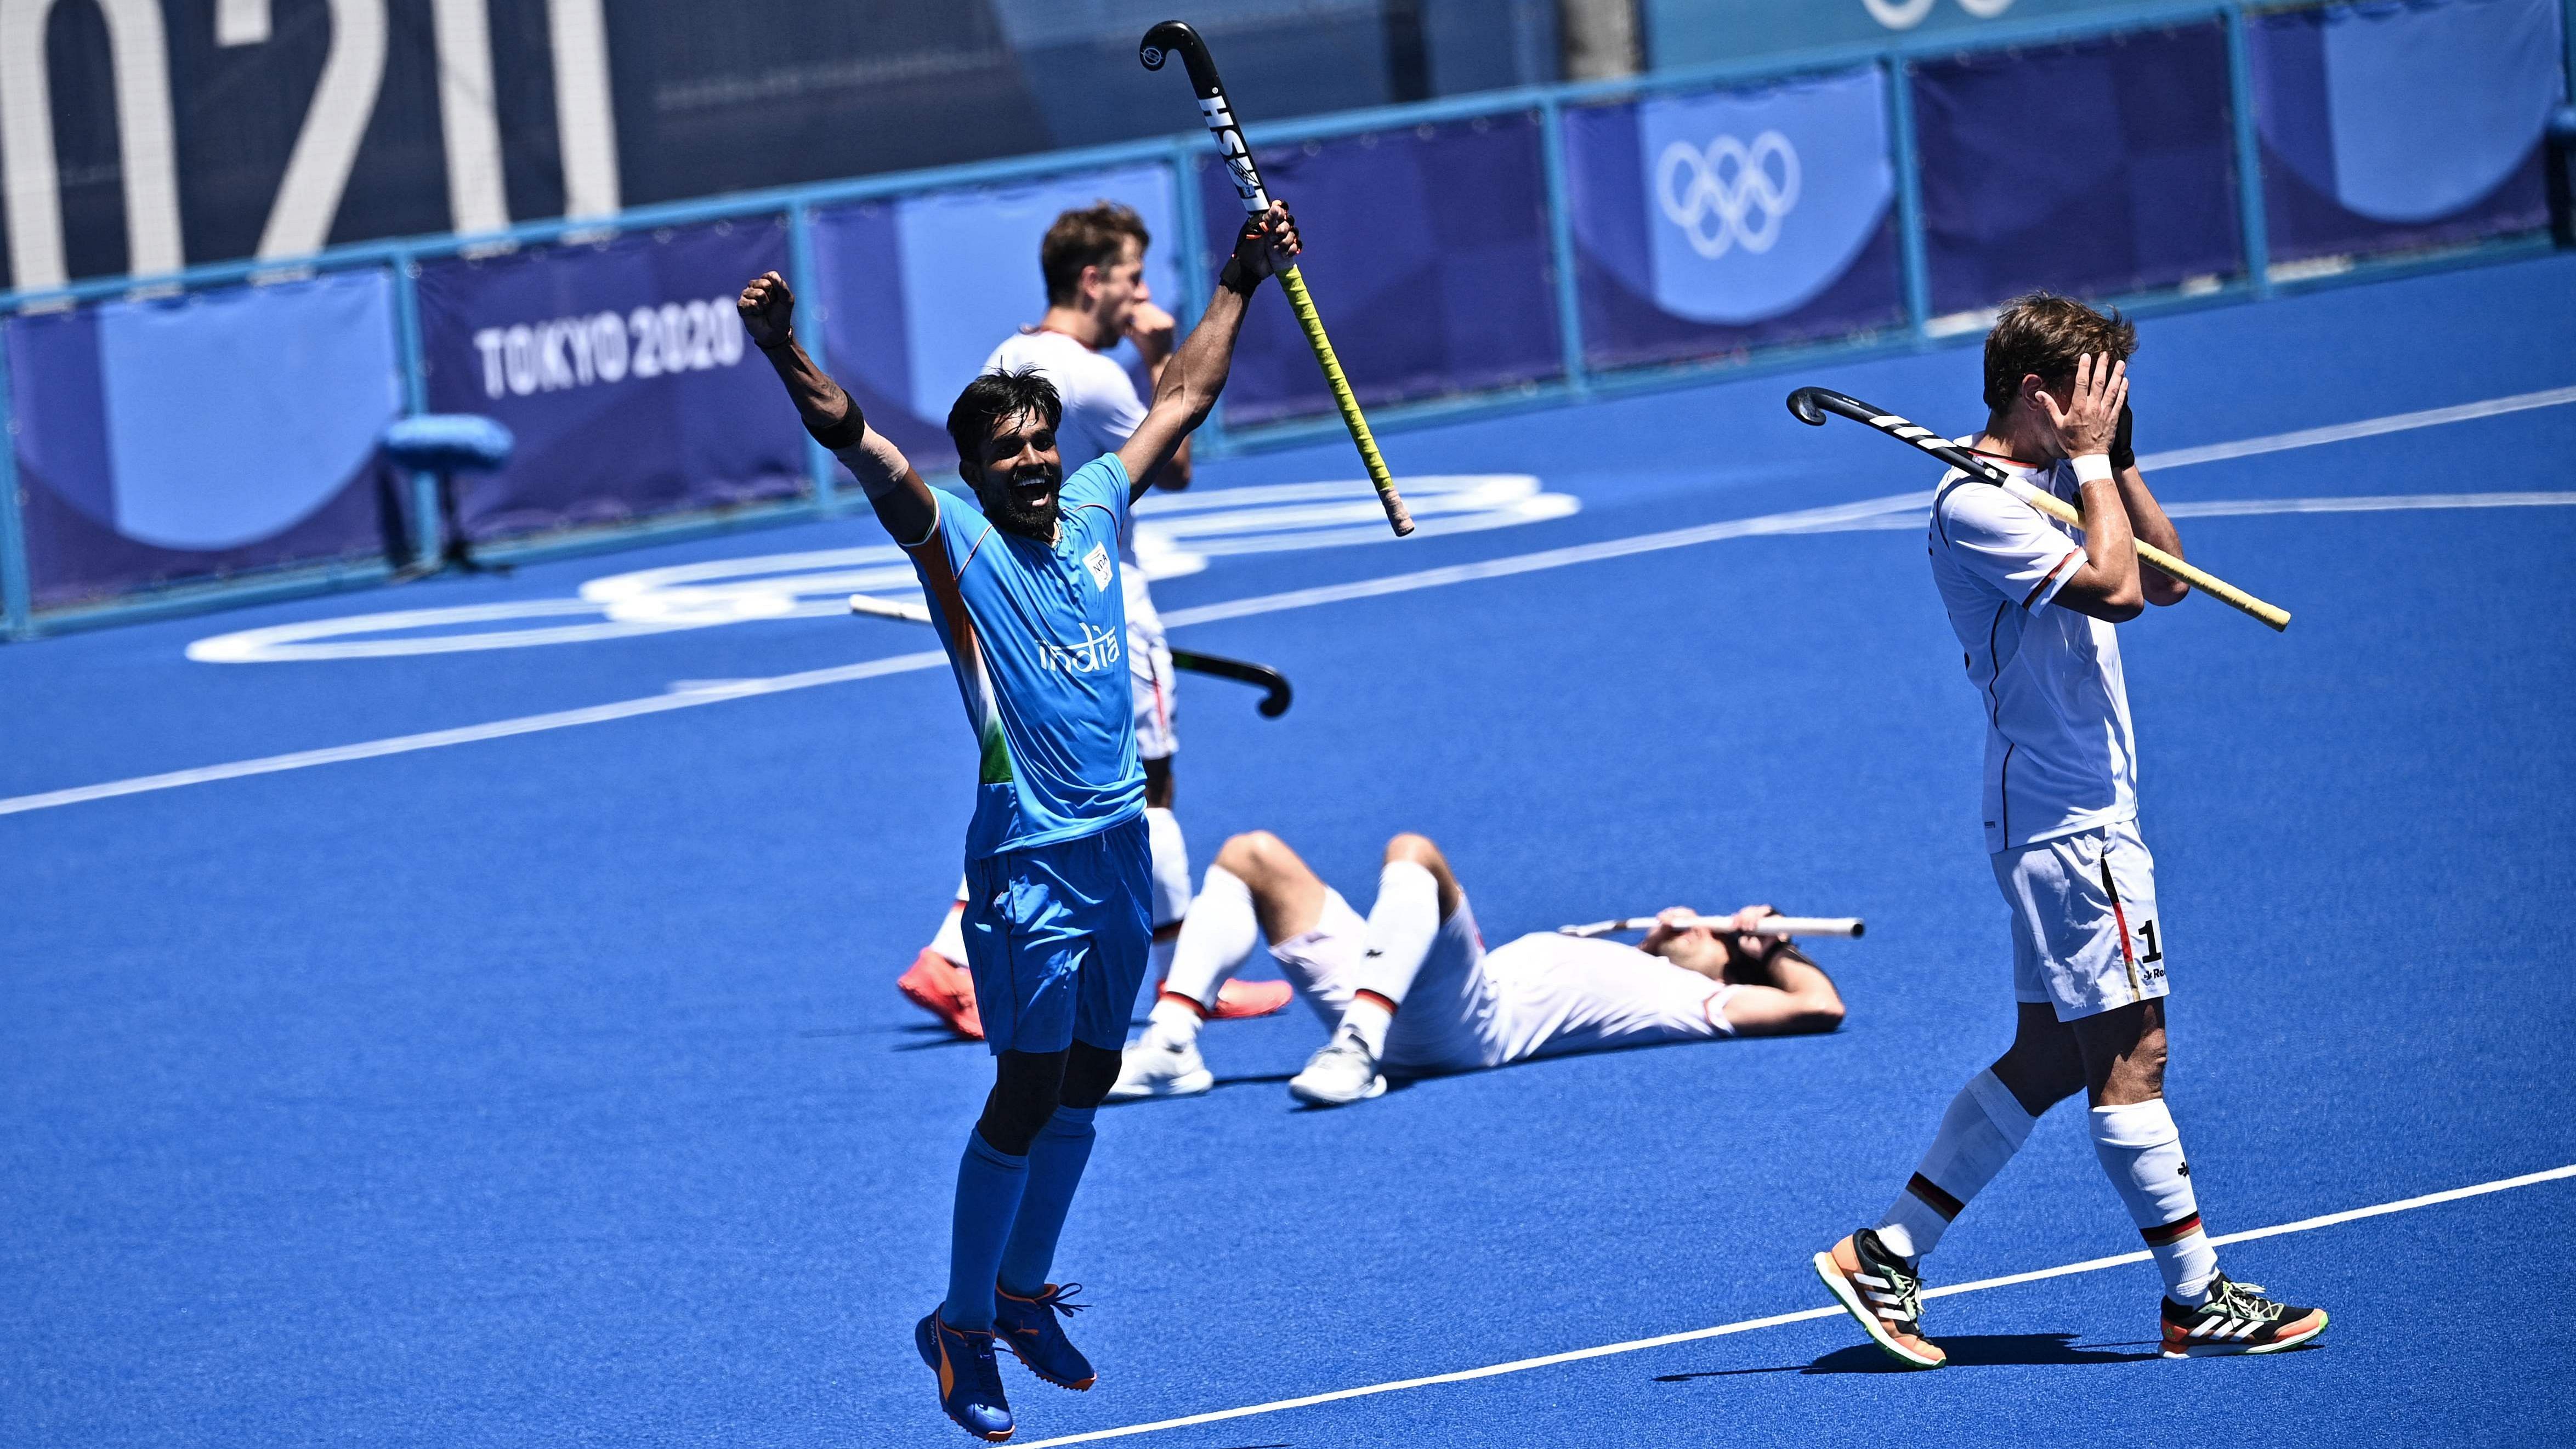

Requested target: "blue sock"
[
  {"left": 943, "top": 1129, "right": 1029, "bottom": 1332},
  {"left": 997, "top": 1106, "right": 1098, "bottom": 1298}
]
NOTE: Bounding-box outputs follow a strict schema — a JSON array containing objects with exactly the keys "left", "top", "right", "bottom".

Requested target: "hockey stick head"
[
  {"left": 1139, "top": 21, "right": 1222, "bottom": 95},
  {"left": 1787, "top": 385, "right": 1873, "bottom": 428}
]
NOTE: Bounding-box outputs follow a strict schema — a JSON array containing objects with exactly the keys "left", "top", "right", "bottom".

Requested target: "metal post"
[
  {"left": 388, "top": 253, "right": 442, "bottom": 568},
  {"left": 0, "top": 320, "right": 33, "bottom": 639},
  {"left": 786, "top": 199, "right": 837, "bottom": 510},
  {"left": 2225, "top": 4, "right": 2274, "bottom": 297},
  {"left": 1538, "top": 95, "right": 1591, "bottom": 396},
  {"left": 1885, "top": 56, "right": 1934, "bottom": 336}
]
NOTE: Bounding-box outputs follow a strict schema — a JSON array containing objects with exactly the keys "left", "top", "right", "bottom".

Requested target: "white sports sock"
[
  {"left": 1875, "top": 1069, "right": 2038, "bottom": 1262},
  {"left": 927, "top": 877, "right": 971, "bottom": 967},
  {"left": 1338, "top": 995, "right": 1394, "bottom": 1058},
  {"left": 1155, "top": 865, "right": 1259, "bottom": 1041},
  {"left": 1146, "top": 808, "right": 1191, "bottom": 929},
  {"left": 2090, "top": 1099, "right": 2218, "bottom": 1305},
  {"left": 1145, "top": 808, "right": 1191, "bottom": 985},
  {"left": 1355, "top": 861, "right": 1440, "bottom": 1006}
]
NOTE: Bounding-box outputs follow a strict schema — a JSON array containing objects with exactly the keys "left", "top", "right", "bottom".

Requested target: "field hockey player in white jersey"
[
  {"left": 1110, "top": 827, "right": 1847, "bottom": 1107},
  {"left": 897, "top": 202, "right": 1290, "bottom": 1040},
  {"left": 1813, "top": 294, "right": 2327, "bottom": 1368}
]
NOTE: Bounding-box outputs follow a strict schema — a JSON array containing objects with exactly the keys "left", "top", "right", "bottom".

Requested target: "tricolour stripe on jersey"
[{"left": 909, "top": 508, "right": 1014, "bottom": 786}]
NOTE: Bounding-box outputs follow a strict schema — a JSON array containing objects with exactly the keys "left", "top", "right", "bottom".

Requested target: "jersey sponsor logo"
[
  {"left": 1083, "top": 542, "right": 1114, "bottom": 592},
  {"left": 1656, "top": 132, "right": 1800, "bottom": 259},
  {"left": 1039, "top": 622, "right": 1122, "bottom": 676}
]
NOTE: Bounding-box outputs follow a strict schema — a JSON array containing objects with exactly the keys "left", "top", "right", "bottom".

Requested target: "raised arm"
[
  {"left": 736, "top": 271, "right": 939, "bottom": 545},
  {"left": 1115, "top": 202, "right": 1301, "bottom": 497}
]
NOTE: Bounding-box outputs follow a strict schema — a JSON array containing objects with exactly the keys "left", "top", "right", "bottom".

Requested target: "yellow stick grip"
[
  {"left": 1277, "top": 264, "right": 1413, "bottom": 537},
  {"left": 2001, "top": 478, "right": 2291, "bottom": 632}
]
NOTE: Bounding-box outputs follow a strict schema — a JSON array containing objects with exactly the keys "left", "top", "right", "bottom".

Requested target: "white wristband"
[{"left": 2071, "top": 453, "right": 2114, "bottom": 485}]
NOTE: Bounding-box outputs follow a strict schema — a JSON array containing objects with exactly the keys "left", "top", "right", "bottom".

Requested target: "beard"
[{"left": 980, "top": 465, "right": 1062, "bottom": 539}]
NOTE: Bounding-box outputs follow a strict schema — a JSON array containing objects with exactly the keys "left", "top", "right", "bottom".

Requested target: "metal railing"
[{"left": 1, "top": 0, "right": 2566, "bottom": 640}]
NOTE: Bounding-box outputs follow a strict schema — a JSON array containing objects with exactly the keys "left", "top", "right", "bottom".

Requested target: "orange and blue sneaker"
[
  {"left": 915, "top": 1310, "right": 1013, "bottom": 1441},
  {"left": 2159, "top": 1275, "right": 2328, "bottom": 1357},
  {"left": 995, "top": 1282, "right": 1096, "bottom": 1390}
]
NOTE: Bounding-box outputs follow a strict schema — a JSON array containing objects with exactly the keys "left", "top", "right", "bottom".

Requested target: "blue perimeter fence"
[{"left": 2, "top": 0, "right": 2569, "bottom": 640}]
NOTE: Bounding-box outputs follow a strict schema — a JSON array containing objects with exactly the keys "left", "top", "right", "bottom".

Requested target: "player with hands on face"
[
  {"left": 738, "top": 202, "right": 1301, "bottom": 1442},
  {"left": 1813, "top": 293, "right": 2324, "bottom": 1372}
]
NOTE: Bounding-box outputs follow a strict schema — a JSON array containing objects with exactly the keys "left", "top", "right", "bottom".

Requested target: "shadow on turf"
[{"left": 1655, "top": 1336, "right": 2160, "bottom": 1380}]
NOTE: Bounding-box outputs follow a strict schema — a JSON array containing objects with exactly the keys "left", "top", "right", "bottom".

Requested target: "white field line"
[
  {"left": 1013, "top": 1162, "right": 2576, "bottom": 1448},
  {"left": 0, "top": 652, "right": 946, "bottom": 816},
  {"left": 2134, "top": 383, "right": 2576, "bottom": 471},
  {"left": 8, "top": 375, "right": 2576, "bottom": 818}
]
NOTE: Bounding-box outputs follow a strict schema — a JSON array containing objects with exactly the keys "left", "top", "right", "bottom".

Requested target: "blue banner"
[
  {"left": 810, "top": 165, "right": 1184, "bottom": 464},
  {"left": 415, "top": 218, "right": 804, "bottom": 543},
  {"left": 2252, "top": 0, "right": 2565, "bottom": 263},
  {"left": 1565, "top": 67, "right": 1904, "bottom": 371},
  {"left": 1194, "top": 112, "right": 1562, "bottom": 426},
  {"left": 4, "top": 1, "right": 1556, "bottom": 293},
  {"left": 5, "top": 270, "right": 402, "bottom": 607},
  {"left": 1913, "top": 22, "right": 2242, "bottom": 314}
]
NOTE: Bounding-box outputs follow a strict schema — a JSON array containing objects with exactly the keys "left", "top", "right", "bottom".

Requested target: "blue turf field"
[{"left": 5, "top": 254, "right": 2575, "bottom": 1448}]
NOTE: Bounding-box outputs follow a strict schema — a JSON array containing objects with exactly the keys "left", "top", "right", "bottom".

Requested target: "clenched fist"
[{"left": 737, "top": 271, "right": 796, "bottom": 351}]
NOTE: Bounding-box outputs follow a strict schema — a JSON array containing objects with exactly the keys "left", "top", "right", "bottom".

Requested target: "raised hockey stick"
[
  {"left": 1785, "top": 384, "right": 2290, "bottom": 632},
  {"left": 1141, "top": 19, "right": 1415, "bottom": 537},
  {"left": 848, "top": 593, "right": 1292, "bottom": 717}
]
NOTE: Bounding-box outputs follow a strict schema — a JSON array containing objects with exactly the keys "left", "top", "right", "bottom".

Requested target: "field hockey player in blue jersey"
[{"left": 737, "top": 201, "right": 1301, "bottom": 1441}]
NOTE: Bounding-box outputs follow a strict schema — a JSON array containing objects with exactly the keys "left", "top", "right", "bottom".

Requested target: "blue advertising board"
[{"left": 414, "top": 218, "right": 805, "bottom": 543}]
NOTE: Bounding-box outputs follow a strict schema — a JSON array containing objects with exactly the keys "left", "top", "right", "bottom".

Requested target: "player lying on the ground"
[
  {"left": 895, "top": 201, "right": 1289, "bottom": 1041},
  {"left": 740, "top": 202, "right": 1301, "bottom": 1443},
  {"left": 1813, "top": 293, "right": 2327, "bottom": 1371},
  {"left": 1111, "top": 828, "right": 1847, "bottom": 1107}
]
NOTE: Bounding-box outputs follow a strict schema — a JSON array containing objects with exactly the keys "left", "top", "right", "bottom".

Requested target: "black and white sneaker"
[
  {"left": 2159, "top": 1274, "right": 2328, "bottom": 1357},
  {"left": 1814, "top": 1228, "right": 1945, "bottom": 1368}
]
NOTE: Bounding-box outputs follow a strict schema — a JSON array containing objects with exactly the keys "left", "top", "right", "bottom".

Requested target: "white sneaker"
[
  {"left": 1107, "top": 1028, "right": 1213, "bottom": 1102},
  {"left": 1287, "top": 1027, "right": 1386, "bottom": 1107}
]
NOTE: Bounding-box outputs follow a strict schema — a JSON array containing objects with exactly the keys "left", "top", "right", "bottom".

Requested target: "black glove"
[{"left": 2109, "top": 402, "right": 2135, "bottom": 473}]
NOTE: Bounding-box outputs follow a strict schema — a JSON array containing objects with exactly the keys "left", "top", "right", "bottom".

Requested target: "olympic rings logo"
[
  {"left": 1863, "top": 0, "right": 2015, "bottom": 31},
  {"left": 1655, "top": 131, "right": 1801, "bottom": 260}
]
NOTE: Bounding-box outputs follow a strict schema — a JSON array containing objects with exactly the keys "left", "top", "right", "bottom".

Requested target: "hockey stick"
[
  {"left": 1559, "top": 914, "right": 1865, "bottom": 940},
  {"left": 1141, "top": 19, "right": 1415, "bottom": 538},
  {"left": 847, "top": 593, "right": 1292, "bottom": 717},
  {"left": 1785, "top": 385, "right": 2290, "bottom": 632}
]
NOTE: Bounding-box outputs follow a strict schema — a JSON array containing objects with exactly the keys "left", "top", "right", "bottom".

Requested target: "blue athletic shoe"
[
  {"left": 916, "top": 1311, "right": 1014, "bottom": 1441},
  {"left": 995, "top": 1282, "right": 1096, "bottom": 1390}
]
